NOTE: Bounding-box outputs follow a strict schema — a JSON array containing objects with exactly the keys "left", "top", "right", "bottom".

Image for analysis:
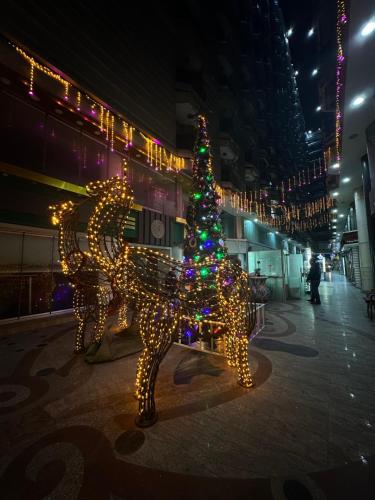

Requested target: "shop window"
[
  {"left": 108, "top": 149, "right": 123, "bottom": 179},
  {"left": 80, "top": 133, "right": 108, "bottom": 183},
  {"left": 45, "top": 116, "right": 81, "bottom": 183}
]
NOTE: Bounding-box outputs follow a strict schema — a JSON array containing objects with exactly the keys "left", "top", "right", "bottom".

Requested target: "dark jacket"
[{"left": 307, "top": 262, "right": 321, "bottom": 283}]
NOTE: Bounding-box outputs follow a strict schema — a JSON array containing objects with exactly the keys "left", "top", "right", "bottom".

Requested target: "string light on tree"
[{"left": 183, "top": 115, "right": 225, "bottom": 264}]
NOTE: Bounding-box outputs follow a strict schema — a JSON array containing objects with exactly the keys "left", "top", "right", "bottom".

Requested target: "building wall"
[{"left": 1, "top": 2, "right": 176, "bottom": 147}]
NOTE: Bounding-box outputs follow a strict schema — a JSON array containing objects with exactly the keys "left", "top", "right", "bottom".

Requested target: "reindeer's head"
[
  {"left": 86, "top": 176, "right": 134, "bottom": 212},
  {"left": 49, "top": 201, "right": 77, "bottom": 227}
]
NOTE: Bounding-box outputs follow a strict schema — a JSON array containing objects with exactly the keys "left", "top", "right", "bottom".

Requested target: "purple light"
[
  {"left": 185, "top": 268, "right": 195, "bottom": 278},
  {"left": 64, "top": 95, "right": 68, "bottom": 100},
  {"left": 28, "top": 91, "right": 33, "bottom": 96},
  {"left": 154, "top": 138, "right": 161, "bottom": 145},
  {"left": 224, "top": 277, "right": 234, "bottom": 286},
  {"left": 202, "top": 307, "right": 211, "bottom": 315}
]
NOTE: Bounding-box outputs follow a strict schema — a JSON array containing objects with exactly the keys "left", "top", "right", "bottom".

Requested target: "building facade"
[
  {"left": 329, "top": 0, "right": 375, "bottom": 291},
  {"left": 0, "top": 0, "right": 311, "bottom": 319}
]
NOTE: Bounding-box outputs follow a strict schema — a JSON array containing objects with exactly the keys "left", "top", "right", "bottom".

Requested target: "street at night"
[{"left": 0, "top": 1, "right": 375, "bottom": 499}]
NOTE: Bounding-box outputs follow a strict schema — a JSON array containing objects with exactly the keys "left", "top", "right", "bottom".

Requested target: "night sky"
[{"left": 279, "top": 0, "right": 335, "bottom": 133}]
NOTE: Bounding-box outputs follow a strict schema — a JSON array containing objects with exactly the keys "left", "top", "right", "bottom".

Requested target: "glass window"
[
  {"left": 45, "top": 116, "right": 81, "bottom": 183},
  {"left": 0, "top": 93, "right": 45, "bottom": 172}
]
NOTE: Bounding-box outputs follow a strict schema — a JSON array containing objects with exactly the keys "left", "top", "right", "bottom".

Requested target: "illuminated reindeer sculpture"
[
  {"left": 52, "top": 169, "right": 256, "bottom": 426},
  {"left": 49, "top": 201, "right": 111, "bottom": 353},
  {"left": 83, "top": 170, "right": 256, "bottom": 426}
]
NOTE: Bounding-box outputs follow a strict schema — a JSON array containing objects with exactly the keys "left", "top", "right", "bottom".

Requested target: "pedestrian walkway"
[{"left": 0, "top": 273, "right": 374, "bottom": 499}]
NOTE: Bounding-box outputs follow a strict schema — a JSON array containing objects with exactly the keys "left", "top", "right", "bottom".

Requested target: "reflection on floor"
[{"left": 0, "top": 274, "right": 374, "bottom": 499}]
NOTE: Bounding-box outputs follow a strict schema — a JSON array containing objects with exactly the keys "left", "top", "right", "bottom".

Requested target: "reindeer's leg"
[
  {"left": 73, "top": 289, "right": 86, "bottom": 353},
  {"left": 93, "top": 289, "right": 108, "bottom": 344},
  {"left": 135, "top": 334, "right": 173, "bottom": 427},
  {"left": 224, "top": 333, "right": 236, "bottom": 367},
  {"left": 234, "top": 335, "right": 253, "bottom": 388},
  {"left": 118, "top": 300, "right": 128, "bottom": 330},
  {"left": 135, "top": 305, "right": 176, "bottom": 427}
]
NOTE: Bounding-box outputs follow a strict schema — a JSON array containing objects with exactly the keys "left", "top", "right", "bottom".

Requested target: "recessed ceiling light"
[
  {"left": 308, "top": 27, "right": 314, "bottom": 37},
  {"left": 316, "top": 105, "right": 322, "bottom": 112},
  {"left": 339, "top": 214, "right": 345, "bottom": 218},
  {"left": 332, "top": 218, "right": 338, "bottom": 222},
  {"left": 342, "top": 177, "right": 351, "bottom": 183},
  {"left": 351, "top": 95, "right": 365, "bottom": 107},
  {"left": 333, "top": 225, "right": 337, "bottom": 229},
  {"left": 361, "top": 21, "right": 375, "bottom": 37},
  {"left": 332, "top": 163, "right": 340, "bottom": 169},
  {"left": 295, "top": 70, "right": 299, "bottom": 76},
  {"left": 254, "top": 218, "right": 258, "bottom": 222},
  {"left": 312, "top": 68, "right": 318, "bottom": 76},
  {"left": 332, "top": 209, "right": 338, "bottom": 213},
  {"left": 332, "top": 192, "right": 339, "bottom": 197}
]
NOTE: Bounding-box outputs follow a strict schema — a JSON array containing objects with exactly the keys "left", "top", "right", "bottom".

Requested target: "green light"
[
  {"left": 199, "top": 146, "right": 207, "bottom": 154},
  {"left": 193, "top": 255, "right": 200, "bottom": 262},
  {"left": 200, "top": 231, "right": 208, "bottom": 241},
  {"left": 200, "top": 267, "right": 209, "bottom": 278},
  {"left": 193, "top": 192, "right": 202, "bottom": 200},
  {"left": 213, "top": 224, "right": 221, "bottom": 232},
  {"left": 206, "top": 174, "right": 213, "bottom": 181},
  {"left": 195, "top": 313, "right": 203, "bottom": 321},
  {"left": 216, "top": 252, "right": 224, "bottom": 260}
]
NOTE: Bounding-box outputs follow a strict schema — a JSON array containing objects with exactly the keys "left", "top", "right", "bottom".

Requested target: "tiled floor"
[{"left": 0, "top": 274, "right": 374, "bottom": 499}]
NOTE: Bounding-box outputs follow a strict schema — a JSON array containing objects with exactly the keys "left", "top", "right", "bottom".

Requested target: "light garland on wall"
[
  {"left": 141, "top": 134, "right": 185, "bottom": 171},
  {"left": 335, "top": 0, "right": 348, "bottom": 161},
  {"left": 218, "top": 187, "right": 333, "bottom": 233},
  {"left": 221, "top": 190, "right": 333, "bottom": 217},
  {"left": 12, "top": 42, "right": 185, "bottom": 173}
]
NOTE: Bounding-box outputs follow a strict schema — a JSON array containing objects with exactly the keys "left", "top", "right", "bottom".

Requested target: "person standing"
[{"left": 306, "top": 257, "right": 321, "bottom": 305}]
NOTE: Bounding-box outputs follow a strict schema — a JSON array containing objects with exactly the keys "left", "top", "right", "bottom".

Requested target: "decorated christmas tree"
[
  {"left": 182, "top": 115, "right": 227, "bottom": 331},
  {"left": 183, "top": 115, "right": 225, "bottom": 265}
]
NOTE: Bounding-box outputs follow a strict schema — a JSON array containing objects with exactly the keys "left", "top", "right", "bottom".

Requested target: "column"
[{"left": 354, "top": 188, "right": 374, "bottom": 291}]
